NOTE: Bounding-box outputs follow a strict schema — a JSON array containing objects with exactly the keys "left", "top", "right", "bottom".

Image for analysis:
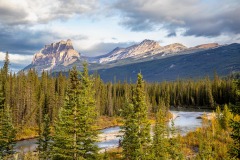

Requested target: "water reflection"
[{"left": 14, "top": 110, "right": 211, "bottom": 153}]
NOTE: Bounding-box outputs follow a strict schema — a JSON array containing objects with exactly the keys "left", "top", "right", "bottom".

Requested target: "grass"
[
  {"left": 16, "top": 126, "right": 39, "bottom": 141},
  {"left": 96, "top": 116, "right": 123, "bottom": 130},
  {"left": 15, "top": 116, "right": 123, "bottom": 140}
]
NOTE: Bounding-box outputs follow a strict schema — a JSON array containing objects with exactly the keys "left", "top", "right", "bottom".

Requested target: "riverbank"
[
  {"left": 14, "top": 110, "right": 210, "bottom": 153},
  {"left": 15, "top": 116, "right": 123, "bottom": 141},
  {"left": 15, "top": 111, "right": 174, "bottom": 141}
]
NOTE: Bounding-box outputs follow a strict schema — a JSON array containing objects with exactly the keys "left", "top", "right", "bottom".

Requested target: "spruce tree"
[
  {"left": 152, "top": 100, "right": 169, "bottom": 159},
  {"left": 167, "top": 120, "right": 184, "bottom": 160},
  {"left": 52, "top": 64, "right": 98, "bottom": 160},
  {"left": 229, "top": 79, "right": 240, "bottom": 159},
  {"left": 133, "top": 73, "right": 151, "bottom": 158},
  {"left": 38, "top": 114, "right": 51, "bottom": 160},
  {"left": 121, "top": 101, "right": 141, "bottom": 159},
  {"left": 78, "top": 63, "right": 99, "bottom": 159},
  {"left": 0, "top": 105, "right": 16, "bottom": 157},
  {"left": 0, "top": 52, "right": 16, "bottom": 158},
  {"left": 121, "top": 73, "right": 151, "bottom": 160}
]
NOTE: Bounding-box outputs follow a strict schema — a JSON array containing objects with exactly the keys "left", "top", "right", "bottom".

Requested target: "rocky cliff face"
[
  {"left": 99, "top": 40, "right": 189, "bottom": 63},
  {"left": 151, "top": 43, "right": 187, "bottom": 56},
  {"left": 23, "top": 39, "right": 221, "bottom": 74},
  {"left": 192, "top": 43, "right": 219, "bottom": 49},
  {"left": 99, "top": 39, "right": 161, "bottom": 63},
  {"left": 31, "top": 39, "right": 80, "bottom": 71}
]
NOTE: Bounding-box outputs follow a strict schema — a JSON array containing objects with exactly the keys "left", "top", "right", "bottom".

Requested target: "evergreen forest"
[{"left": 0, "top": 52, "right": 239, "bottom": 159}]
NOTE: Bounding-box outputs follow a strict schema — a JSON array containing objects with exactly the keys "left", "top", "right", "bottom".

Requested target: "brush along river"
[{"left": 14, "top": 110, "right": 213, "bottom": 153}]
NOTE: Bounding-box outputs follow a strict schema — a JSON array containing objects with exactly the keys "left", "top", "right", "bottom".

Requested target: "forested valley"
[{"left": 0, "top": 52, "right": 239, "bottom": 159}]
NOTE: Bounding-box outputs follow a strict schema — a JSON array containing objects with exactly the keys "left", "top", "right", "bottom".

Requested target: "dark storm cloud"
[
  {"left": 0, "top": 26, "right": 88, "bottom": 55},
  {"left": 81, "top": 41, "right": 136, "bottom": 57},
  {"left": 0, "top": 26, "right": 60, "bottom": 54},
  {"left": 113, "top": 0, "right": 240, "bottom": 37},
  {"left": 0, "top": 4, "right": 29, "bottom": 25},
  {"left": 167, "top": 32, "right": 177, "bottom": 37}
]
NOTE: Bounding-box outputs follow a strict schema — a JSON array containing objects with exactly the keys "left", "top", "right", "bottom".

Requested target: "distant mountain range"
[
  {"left": 23, "top": 39, "right": 240, "bottom": 82},
  {"left": 94, "top": 43, "right": 240, "bottom": 82}
]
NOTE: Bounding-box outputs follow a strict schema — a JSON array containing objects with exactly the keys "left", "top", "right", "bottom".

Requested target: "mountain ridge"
[
  {"left": 90, "top": 43, "right": 240, "bottom": 82},
  {"left": 23, "top": 39, "right": 223, "bottom": 74},
  {"left": 25, "top": 39, "right": 80, "bottom": 73}
]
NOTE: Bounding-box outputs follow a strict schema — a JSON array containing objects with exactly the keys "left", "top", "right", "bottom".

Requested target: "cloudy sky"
[{"left": 0, "top": 0, "right": 240, "bottom": 71}]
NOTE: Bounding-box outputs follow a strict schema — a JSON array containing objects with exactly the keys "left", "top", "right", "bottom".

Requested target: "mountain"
[
  {"left": 24, "top": 39, "right": 80, "bottom": 73},
  {"left": 191, "top": 43, "right": 219, "bottom": 50},
  {"left": 98, "top": 39, "right": 161, "bottom": 63},
  {"left": 150, "top": 43, "right": 187, "bottom": 56},
  {"left": 95, "top": 40, "right": 220, "bottom": 64},
  {"left": 91, "top": 43, "right": 240, "bottom": 82},
  {"left": 23, "top": 39, "right": 226, "bottom": 77}
]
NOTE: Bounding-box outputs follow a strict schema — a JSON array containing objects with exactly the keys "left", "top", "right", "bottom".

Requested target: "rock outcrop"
[
  {"left": 99, "top": 40, "right": 188, "bottom": 63},
  {"left": 151, "top": 43, "right": 187, "bottom": 56},
  {"left": 99, "top": 39, "right": 161, "bottom": 63},
  {"left": 31, "top": 39, "right": 80, "bottom": 71},
  {"left": 191, "top": 43, "right": 219, "bottom": 50},
  {"left": 23, "top": 39, "right": 221, "bottom": 74}
]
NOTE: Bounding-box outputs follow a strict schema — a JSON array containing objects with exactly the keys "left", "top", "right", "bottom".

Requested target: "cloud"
[
  {"left": 0, "top": 25, "right": 88, "bottom": 55},
  {"left": 167, "top": 32, "right": 177, "bottom": 37},
  {"left": 113, "top": 0, "right": 240, "bottom": 37},
  {"left": 0, "top": 0, "right": 98, "bottom": 26},
  {"left": 81, "top": 41, "right": 136, "bottom": 57},
  {"left": 0, "top": 51, "right": 33, "bottom": 72},
  {"left": 0, "top": 52, "right": 32, "bottom": 64},
  {"left": 0, "top": 26, "right": 61, "bottom": 54}
]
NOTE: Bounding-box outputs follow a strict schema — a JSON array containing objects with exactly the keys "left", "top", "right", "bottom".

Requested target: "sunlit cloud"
[{"left": 0, "top": 52, "right": 32, "bottom": 64}]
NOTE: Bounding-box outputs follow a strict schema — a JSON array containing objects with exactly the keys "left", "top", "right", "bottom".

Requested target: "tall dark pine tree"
[
  {"left": 0, "top": 52, "right": 16, "bottom": 158},
  {"left": 78, "top": 63, "right": 99, "bottom": 159},
  {"left": 121, "top": 101, "right": 140, "bottom": 159},
  {"left": 229, "top": 79, "right": 240, "bottom": 159},
  {"left": 121, "top": 73, "right": 151, "bottom": 160},
  {"left": 38, "top": 113, "right": 51, "bottom": 159},
  {"left": 0, "top": 105, "right": 16, "bottom": 157},
  {"left": 52, "top": 64, "right": 98, "bottom": 160},
  {"left": 52, "top": 66, "right": 81, "bottom": 159},
  {"left": 152, "top": 100, "right": 169, "bottom": 159},
  {"left": 2, "top": 52, "right": 9, "bottom": 80},
  {"left": 133, "top": 73, "right": 151, "bottom": 158}
]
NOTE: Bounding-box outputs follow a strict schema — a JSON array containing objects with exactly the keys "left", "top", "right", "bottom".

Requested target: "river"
[{"left": 14, "top": 110, "right": 211, "bottom": 153}]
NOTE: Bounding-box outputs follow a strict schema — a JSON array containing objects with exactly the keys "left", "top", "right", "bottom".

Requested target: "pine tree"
[
  {"left": 196, "top": 113, "right": 215, "bottom": 160},
  {"left": 52, "top": 66, "right": 82, "bottom": 159},
  {"left": 38, "top": 114, "right": 51, "bottom": 160},
  {"left": 152, "top": 100, "right": 169, "bottom": 159},
  {"left": 121, "top": 101, "right": 140, "bottom": 160},
  {"left": 52, "top": 64, "right": 98, "bottom": 160},
  {"left": 133, "top": 73, "right": 151, "bottom": 158},
  {"left": 222, "top": 105, "right": 233, "bottom": 130},
  {"left": 167, "top": 120, "right": 184, "bottom": 160},
  {"left": 0, "top": 105, "right": 16, "bottom": 157},
  {"left": 2, "top": 52, "right": 9, "bottom": 80},
  {"left": 0, "top": 52, "right": 16, "bottom": 158},
  {"left": 78, "top": 62, "right": 99, "bottom": 159},
  {"left": 121, "top": 73, "right": 151, "bottom": 160},
  {"left": 229, "top": 79, "right": 240, "bottom": 159}
]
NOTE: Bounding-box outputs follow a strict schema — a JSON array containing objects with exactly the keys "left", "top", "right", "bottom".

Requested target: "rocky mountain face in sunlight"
[
  {"left": 25, "top": 39, "right": 80, "bottom": 72},
  {"left": 97, "top": 40, "right": 220, "bottom": 63},
  {"left": 191, "top": 43, "right": 219, "bottom": 50},
  {"left": 23, "top": 39, "right": 222, "bottom": 75},
  {"left": 98, "top": 39, "right": 161, "bottom": 63}
]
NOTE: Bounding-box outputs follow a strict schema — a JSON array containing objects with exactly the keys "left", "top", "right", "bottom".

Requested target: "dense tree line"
[
  {"left": 0, "top": 52, "right": 239, "bottom": 159},
  {"left": 0, "top": 53, "right": 238, "bottom": 137}
]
